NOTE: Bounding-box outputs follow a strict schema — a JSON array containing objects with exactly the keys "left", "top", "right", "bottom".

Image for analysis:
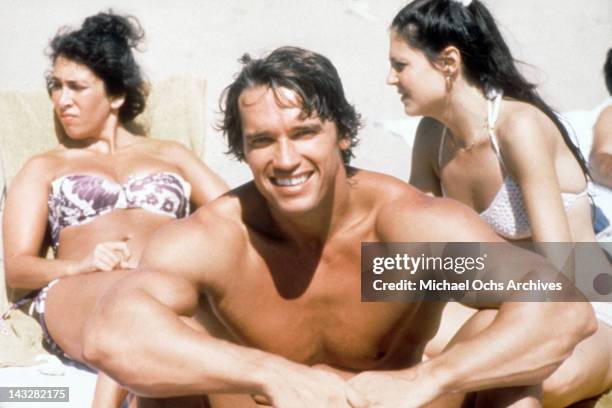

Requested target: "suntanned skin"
[
  {"left": 5, "top": 56, "right": 228, "bottom": 408},
  {"left": 387, "top": 30, "right": 612, "bottom": 406},
  {"left": 50, "top": 85, "right": 595, "bottom": 407}
]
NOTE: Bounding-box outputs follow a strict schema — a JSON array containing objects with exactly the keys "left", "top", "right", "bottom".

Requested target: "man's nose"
[{"left": 273, "top": 139, "right": 300, "bottom": 171}]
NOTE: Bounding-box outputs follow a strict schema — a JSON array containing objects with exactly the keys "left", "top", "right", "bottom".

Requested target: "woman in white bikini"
[
  {"left": 2, "top": 11, "right": 227, "bottom": 407},
  {"left": 387, "top": 0, "right": 612, "bottom": 405}
]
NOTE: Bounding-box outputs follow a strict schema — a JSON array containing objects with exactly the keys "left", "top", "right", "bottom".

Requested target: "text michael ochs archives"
[
  {"left": 370, "top": 253, "right": 562, "bottom": 292},
  {"left": 360, "top": 243, "right": 576, "bottom": 302}
]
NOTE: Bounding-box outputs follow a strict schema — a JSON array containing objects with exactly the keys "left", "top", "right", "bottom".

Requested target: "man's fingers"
[{"left": 346, "top": 385, "right": 369, "bottom": 408}]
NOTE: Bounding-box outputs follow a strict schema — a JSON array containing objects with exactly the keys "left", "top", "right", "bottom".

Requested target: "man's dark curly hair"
[
  {"left": 218, "top": 46, "right": 362, "bottom": 166},
  {"left": 47, "top": 11, "right": 147, "bottom": 123}
]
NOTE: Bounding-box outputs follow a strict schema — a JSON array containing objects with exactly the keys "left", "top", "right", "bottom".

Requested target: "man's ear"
[{"left": 110, "top": 94, "right": 126, "bottom": 111}]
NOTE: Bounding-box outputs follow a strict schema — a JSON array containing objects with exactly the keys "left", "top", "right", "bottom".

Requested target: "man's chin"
[{"left": 269, "top": 196, "right": 318, "bottom": 217}]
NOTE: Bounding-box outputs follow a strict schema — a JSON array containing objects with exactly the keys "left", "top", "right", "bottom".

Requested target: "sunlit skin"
[
  {"left": 240, "top": 86, "right": 351, "bottom": 232},
  {"left": 387, "top": 30, "right": 448, "bottom": 118},
  {"left": 48, "top": 56, "right": 123, "bottom": 142},
  {"left": 5, "top": 56, "right": 228, "bottom": 408},
  {"left": 389, "top": 26, "right": 612, "bottom": 407},
  {"left": 58, "top": 81, "right": 596, "bottom": 407}
]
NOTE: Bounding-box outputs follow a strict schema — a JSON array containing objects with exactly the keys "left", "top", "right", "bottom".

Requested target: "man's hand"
[
  {"left": 348, "top": 368, "right": 441, "bottom": 408},
  {"left": 258, "top": 361, "right": 368, "bottom": 408}
]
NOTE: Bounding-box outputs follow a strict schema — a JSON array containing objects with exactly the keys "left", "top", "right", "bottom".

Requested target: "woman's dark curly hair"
[
  {"left": 47, "top": 11, "right": 147, "bottom": 123},
  {"left": 218, "top": 46, "right": 362, "bottom": 166}
]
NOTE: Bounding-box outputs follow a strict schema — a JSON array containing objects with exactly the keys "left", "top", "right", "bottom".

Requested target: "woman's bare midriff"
[{"left": 55, "top": 209, "right": 177, "bottom": 266}]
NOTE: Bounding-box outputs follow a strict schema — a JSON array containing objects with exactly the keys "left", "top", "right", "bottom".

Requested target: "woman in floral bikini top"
[{"left": 2, "top": 11, "right": 227, "bottom": 408}]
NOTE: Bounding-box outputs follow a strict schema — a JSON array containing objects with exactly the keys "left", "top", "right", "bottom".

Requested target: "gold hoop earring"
[{"left": 445, "top": 75, "right": 453, "bottom": 91}]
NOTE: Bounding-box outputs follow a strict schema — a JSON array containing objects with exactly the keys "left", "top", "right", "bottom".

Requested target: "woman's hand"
[{"left": 76, "top": 241, "right": 131, "bottom": 274}]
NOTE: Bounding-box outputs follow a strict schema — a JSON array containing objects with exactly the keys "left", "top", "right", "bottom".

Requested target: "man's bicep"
[{"left": 138, "top": 220, "right": 213, "bottom": 286}]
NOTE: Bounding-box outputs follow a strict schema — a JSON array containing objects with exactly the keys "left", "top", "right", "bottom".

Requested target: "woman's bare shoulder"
[
  {"left": 17, "top": 148, "right": 65, "bottom": 178},
  {"left": 497, "top": 100, "right": 556, "bottom": 146}
]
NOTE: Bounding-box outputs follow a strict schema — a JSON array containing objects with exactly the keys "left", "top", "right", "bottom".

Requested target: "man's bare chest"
[{"left": 211, "top": 253, "right": 439, "bottom": 370}]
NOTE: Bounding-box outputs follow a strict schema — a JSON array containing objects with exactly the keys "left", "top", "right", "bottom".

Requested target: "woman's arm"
[
  {"left": 497, "top": 107, "right": 574, "bottom": 243},
  {"left": 4, "top": 155, "right": 78, "bottom": 288},
  {"left": 408, "top": 117, "right": 444, "bottom": 196},
  {"left": 3, "top": 155, "right": 128, "bottom": 289},
  {"left": 590, "top": 105, "right": 612, "bottom": 188},
  {"left": 168, "top": 142, "right": 229, "bottom": 207},
  {"left": 496, "top": 107, "right": 577, "bottom": 280}
]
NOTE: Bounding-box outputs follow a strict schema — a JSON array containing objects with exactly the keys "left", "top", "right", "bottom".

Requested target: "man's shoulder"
[
  {"left": 141, "top": 192, "right": 250, "bottom": 277},
  {"left": 370, "top": 182, "right": 500, "bottom": 242},
  {"left": 189, "top": 192, "right": 250, "bottom": 247},
  {"left": 352, "top": 168, "right": 420, "bottom": 198}
]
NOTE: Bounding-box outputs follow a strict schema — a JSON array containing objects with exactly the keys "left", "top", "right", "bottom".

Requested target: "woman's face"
[
  {"left": 48, "top": 56, "right": 121, "bottom": 140},
  {"left": 387, "top": 30, "right": 447, "bottom": 117}
]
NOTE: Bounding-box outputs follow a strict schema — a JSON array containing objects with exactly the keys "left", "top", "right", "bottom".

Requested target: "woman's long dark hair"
[{"left": 392, "top": 0, "right": 589, "bottom": 176}]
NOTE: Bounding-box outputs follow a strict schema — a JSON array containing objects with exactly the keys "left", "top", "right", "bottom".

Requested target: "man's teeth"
[{"left": 275, "top": 174, "right": 309, "bottom": 186}]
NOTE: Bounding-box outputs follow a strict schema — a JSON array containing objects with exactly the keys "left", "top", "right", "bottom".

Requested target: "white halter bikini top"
[{"left": 437, "top": 90, "right": 587, "bottom": 240}]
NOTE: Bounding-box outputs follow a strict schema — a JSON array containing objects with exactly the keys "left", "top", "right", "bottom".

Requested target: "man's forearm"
[
  {"left": 417, "top": 302, "right": 596, "bottom": 396},
  {"left": 82, "top": 286, "right": 286, "bottom": 398}
]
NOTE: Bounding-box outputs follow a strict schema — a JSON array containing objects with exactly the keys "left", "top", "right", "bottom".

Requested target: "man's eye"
[
  {"left": 294, "top": 130, "right": 315, "bottom": 138},
  {"left": 250, "top": 137, "right": 272, "bottom": 146}
]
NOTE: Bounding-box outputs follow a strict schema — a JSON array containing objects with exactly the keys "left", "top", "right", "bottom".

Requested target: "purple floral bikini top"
[{"left": 47, "top": 172, "right": 191, "bottom": 253}]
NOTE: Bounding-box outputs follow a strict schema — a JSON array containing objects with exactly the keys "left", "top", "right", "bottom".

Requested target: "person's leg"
[
  {"left": 424, "top": 302, "right": 476, "bottom": 358},
  {"left": 426, "top": 308, "right": 541, "bottom": 408},
  {"left": 542, "top": 322, "right": 612, "bottom": 407},
  {"left": 427, "top": 303, "right": 612, "bottom": 406},
  {"left": 43, "top": 270, "right": 128, "bottom": 361},
  {"left": 92, "top": 371, "right": 129, "bottom": 408}
]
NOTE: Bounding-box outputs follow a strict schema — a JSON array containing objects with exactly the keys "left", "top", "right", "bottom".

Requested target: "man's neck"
[{"left": 267, "top": 167, "right": 355, "bottom": 249}]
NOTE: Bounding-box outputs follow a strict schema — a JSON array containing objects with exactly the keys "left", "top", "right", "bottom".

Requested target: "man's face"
[{"left": 240, "top": 85, "right": 347, "bottom": 215}]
